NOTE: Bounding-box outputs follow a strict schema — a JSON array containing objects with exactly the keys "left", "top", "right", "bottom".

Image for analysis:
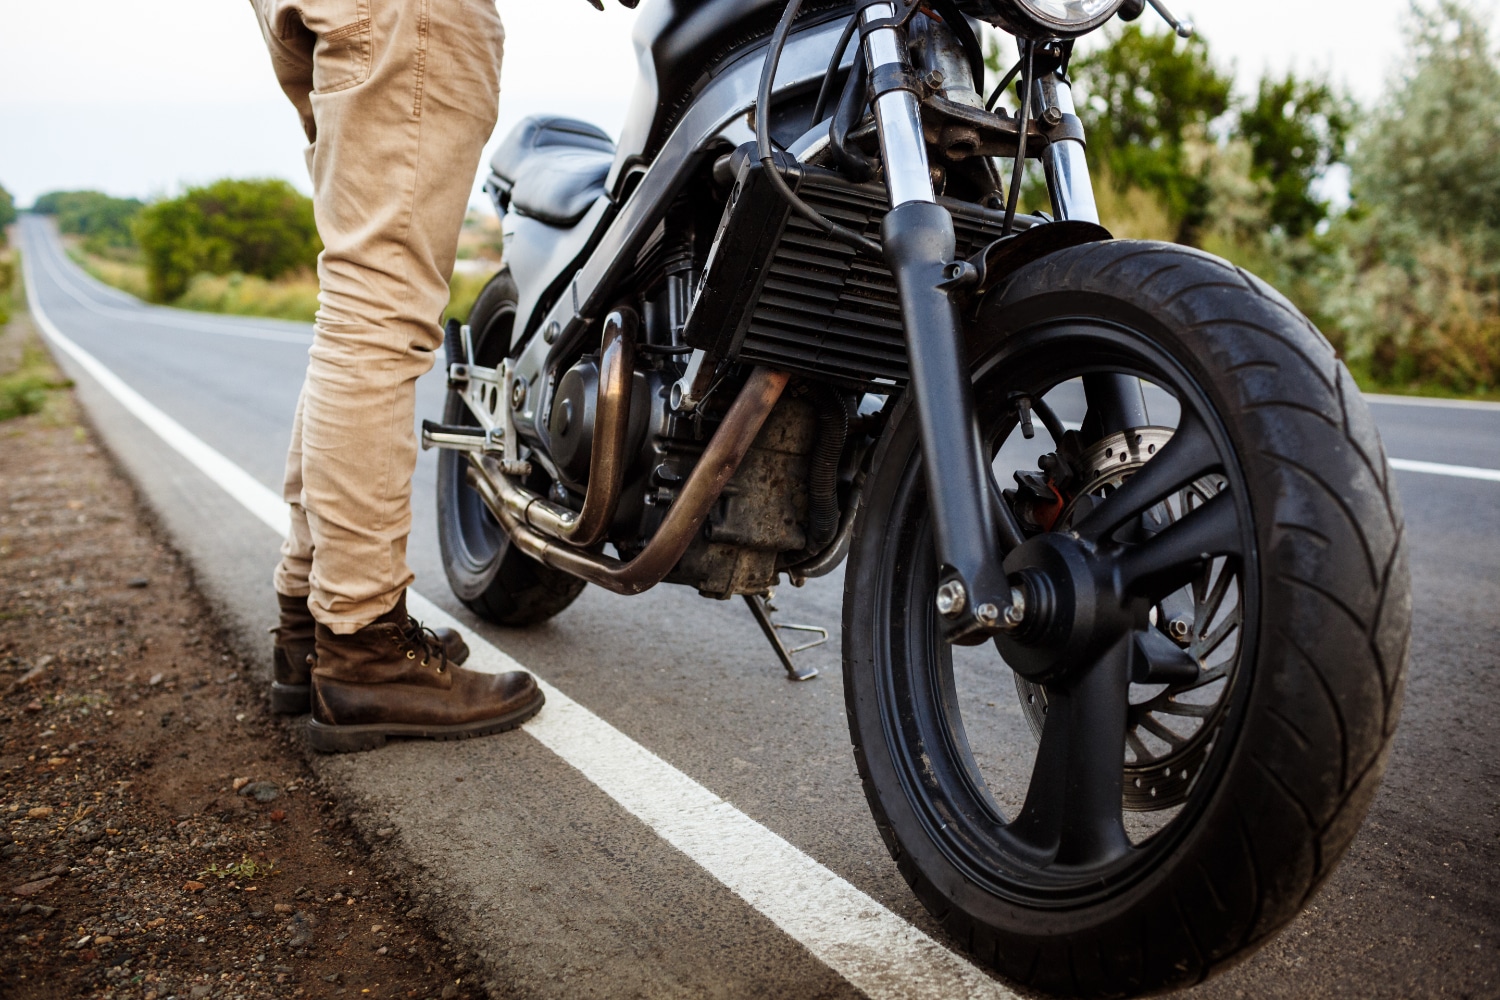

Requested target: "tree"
[
  {"left": 1071, "top": 24, "right": 1234, "bottom": 242},
  {"left": 134, "top": 179, "right": 320, "bottom": 302},
  {"left": 1238, "top": 72, "right": 1355, "bottom": 237},
  {"left": 31, "top": 190, "right": 144, "bottom": 251},
  {"left": 1353, "top": 0, "right": 1500, "bottom": 252}
]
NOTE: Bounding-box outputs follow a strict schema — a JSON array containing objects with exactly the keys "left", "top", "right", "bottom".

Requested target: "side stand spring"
[{"left": 744, "top": 592, "right": 827, "bottom": 682}]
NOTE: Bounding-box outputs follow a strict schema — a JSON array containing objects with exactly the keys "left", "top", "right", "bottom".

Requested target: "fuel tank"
[{"left": 614, "top": 0, "right": 853, "bottom": 169}]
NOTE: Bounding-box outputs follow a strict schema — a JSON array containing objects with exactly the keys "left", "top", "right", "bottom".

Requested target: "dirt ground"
[{"left": 0, "top": 310, "right": 480, "bottom": 998}]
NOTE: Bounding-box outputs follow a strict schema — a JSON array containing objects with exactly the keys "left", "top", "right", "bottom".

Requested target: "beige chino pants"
[{"left": 252, "top": 0, "right": 504, "bottom": 632}]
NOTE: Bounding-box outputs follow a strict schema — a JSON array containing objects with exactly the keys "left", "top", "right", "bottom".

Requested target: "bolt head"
[
  {"left": 1168, "top": 617, "right": 1192, "bottom": 641},
  {"left": 1003, "top": 586, "right": 1027, "bottom": 628},
  {"left": 511, "top": 378, "right": 528, "bottom": 409},
  {"left": 976, "top": 603, "right": 1000, "bottom": 626},
  {"left": 543, "top": 321, "right": 561, "bottom": 344},
  {"left": 935, "top": 581, "right": 967, "bottom": 618}
]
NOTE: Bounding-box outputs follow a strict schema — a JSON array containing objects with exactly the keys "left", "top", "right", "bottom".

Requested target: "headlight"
[{"left": 990, "top": 0, "right": 1126, "bottom": 38}]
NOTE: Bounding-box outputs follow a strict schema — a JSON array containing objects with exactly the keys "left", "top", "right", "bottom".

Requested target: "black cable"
[
  {"left": 758, "top": 0, "right": 884, "bottom": 260},
  {"left": 1002, "top": 42, "right": 1034, "bottom": 238},
  {"left": 829, "top": 48, "right": 876, "bottom": 181},
  {"left": 985, "top": 58, "right": 1023, "bottom": 111},
  {"left": 810, "top": 14, "right": 861, "bottom": 126}
]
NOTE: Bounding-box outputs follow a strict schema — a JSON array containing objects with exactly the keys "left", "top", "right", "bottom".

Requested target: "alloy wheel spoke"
[
  {"left": 1125, "top": 729, "right": 1155, "bottom": 766},
  {"left": 1157, "top": 699, "right": 1215, "bottom": 719},
  {"left": 1117, "top": 490, "right": 1242, "bottom": 602},
  {"left": 1197, "top": 606, "right": 1243, "bottom": 659},
  {"left": 1008, "top": 636, "right": 1134, "bottom": 868},
  {"left": 1195, "top": 561, "right": 1235, "bottom": 629},
  {"left": 1077, "top": 410, "right": 1222, "bottom": 544},
  {"left": 1175, "top": 663, "right": 1230, "bottom": 695},
  {"left": 1139, "top": 713, "right": 1188, "bottom": 748}
]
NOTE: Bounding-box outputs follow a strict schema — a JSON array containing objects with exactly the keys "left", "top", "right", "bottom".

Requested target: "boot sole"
[
  {"left": 304, "top": 689, "right": 545, "bottom": 754},
  {"left": 269, "top": 682, "right": 311, "bottom": 715}
]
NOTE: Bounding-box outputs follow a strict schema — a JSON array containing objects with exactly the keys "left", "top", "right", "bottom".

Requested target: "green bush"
[
  {"left": 31, "top": 189, "right": 144, "bottom": 252},
  {"left": 0, "top": 182, "right": 16, "bottom": 234},
  {"left": 1314, "top": 1, "right": 1500, "bottom": 393},
  {"left": 134, "top": 179, "right": 321, "bottom": 302}
]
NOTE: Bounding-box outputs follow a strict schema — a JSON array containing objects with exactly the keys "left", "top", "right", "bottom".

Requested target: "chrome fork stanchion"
[
  {"left": 1035, "top": 72, "right": 1101, "bottom": 225},
  {"left": 1034, "top": 69, "right": 1149, "bottom": 430},
  {"left": 862, "top": 3, "right": 936, "bottom": 208}
]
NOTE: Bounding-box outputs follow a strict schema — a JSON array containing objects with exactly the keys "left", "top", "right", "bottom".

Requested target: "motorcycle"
[{"left": 425, "top": 0, "right": 1412, "bottom": 994}]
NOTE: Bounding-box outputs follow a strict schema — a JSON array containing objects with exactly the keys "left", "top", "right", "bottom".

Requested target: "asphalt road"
[{"left": 18, "top": 215, "right": 1500, "bottom": 998}]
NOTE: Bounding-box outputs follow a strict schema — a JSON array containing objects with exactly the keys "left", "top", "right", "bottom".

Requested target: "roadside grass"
[
  {"left": 68, "top": 241, "right": 495, "bottom": 328},
  {"left": 198, "top": 854, "right": 281, "bottom": 882},
  {"left": 0, "top": 346, "right": 73, "bottom": 422},
  {"left": 176, "top": 270, "right": 321, "bottom": 322},
  {"left": 0, "top": 250, "right": 75, "bottom": 424}
]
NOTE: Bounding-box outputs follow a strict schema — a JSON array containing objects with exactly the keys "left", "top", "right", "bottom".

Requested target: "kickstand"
[{"left": 743, "top": 591, "right": 826, "bottom": 682}]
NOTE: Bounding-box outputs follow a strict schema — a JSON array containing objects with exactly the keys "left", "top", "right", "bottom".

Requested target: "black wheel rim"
[{"left": 876, "top": 318, "right": 1262, "bottom": 906}]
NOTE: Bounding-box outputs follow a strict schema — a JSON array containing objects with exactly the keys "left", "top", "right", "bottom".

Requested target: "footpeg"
[
  {"left": 420, "top": 419, "right": 499, "bottom": 453},
  {"left": 743, "top": 591, "right": 826, "bottom": 682}
]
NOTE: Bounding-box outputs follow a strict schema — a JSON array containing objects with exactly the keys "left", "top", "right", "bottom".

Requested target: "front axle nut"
[{"left": 935, "top": 580, "right": 967, "bottom": 619}]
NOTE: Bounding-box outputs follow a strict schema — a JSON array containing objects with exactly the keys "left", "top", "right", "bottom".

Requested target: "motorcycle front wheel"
[{"left": 843, "top": 241, "right": 1410, "bottom": 996}]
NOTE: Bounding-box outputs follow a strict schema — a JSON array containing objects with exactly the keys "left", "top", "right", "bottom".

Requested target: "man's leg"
[
  {"left": 253, "top": 0, "right": 539, "bottom": 744},
  {"left": 268, "top": 386, "right": 319, "bottom": 713}
]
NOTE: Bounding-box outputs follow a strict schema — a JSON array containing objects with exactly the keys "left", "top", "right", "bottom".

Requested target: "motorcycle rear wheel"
[
  {"left": 843, "top": 241, "right": 1410, "bottom": 996},
  {"left": 436, "top": 269, "right": 587, "bottom": 626}
]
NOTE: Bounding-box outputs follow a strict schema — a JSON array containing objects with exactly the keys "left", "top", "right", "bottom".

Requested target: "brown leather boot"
[
  {"left": 305, "top": 593, "right": 541, "bottom": 753},
  {"left": 273, "top": 592, "right": 472, "bottom": 715},
  {"left": 270, "top": 593, "right": 317, "bottom": 715}
]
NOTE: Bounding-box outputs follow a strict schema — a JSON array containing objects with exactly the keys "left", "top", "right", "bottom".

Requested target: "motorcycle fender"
[{"left": 967, "top": 220, "right": 1113, "bottom": 309}]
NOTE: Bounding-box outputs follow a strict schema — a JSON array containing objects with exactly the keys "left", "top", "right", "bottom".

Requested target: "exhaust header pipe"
[{"left": 466, "top": 367, "right": 790, "bottom": 596}]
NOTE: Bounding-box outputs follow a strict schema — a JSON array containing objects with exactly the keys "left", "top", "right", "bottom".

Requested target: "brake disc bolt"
[
  {"left": 935, "top": 581, "right": 967, "bottom": 618},
  {"left": 1168, "top": 617, "right": 1191, "bottom": 642}
]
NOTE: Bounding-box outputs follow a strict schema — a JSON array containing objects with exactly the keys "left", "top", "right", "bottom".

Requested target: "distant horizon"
[{"left": 3, "top": 0, "right": 1494, "bottom": 208}]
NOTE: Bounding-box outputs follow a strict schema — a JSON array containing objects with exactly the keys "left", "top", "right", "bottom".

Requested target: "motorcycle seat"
[{"left": 489, "top": 116, "right": 616, "bottom": 228}]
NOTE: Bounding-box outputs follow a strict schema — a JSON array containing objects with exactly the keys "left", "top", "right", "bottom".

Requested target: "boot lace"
[{"left": 398, "top": 617, "right": 451, "bottom": 672}]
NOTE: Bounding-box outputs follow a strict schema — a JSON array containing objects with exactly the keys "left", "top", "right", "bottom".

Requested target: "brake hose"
[
  {"left": 810, "top": 13, "right": 862, "bottom": 126},
  {"left": 1002, "top": 41, "right": 1035, "bottom": 237}
]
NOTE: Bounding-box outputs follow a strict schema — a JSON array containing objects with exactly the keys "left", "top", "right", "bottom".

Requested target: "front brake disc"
[{"left": 1014, "top": 426, "right": 1244, "bottom": 812}]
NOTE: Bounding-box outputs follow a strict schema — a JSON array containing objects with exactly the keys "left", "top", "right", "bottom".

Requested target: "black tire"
[
  {"left": 437, "top": 269, "right": 587, "bottom": 626},
  {"left": 843, "top": 241, "right": 1410, "bottom": 996}
]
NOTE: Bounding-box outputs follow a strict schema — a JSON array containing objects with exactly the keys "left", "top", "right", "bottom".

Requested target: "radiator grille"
[{"left": 736, "top": 177, "right": 1013, "bottom": 390}]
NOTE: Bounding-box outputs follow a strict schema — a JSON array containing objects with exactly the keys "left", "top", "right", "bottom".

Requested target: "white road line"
[
  {"left": 1389, "top": 458, "right": 1500, "bottom": 483},
  {"left": 1365, "top": 392, "right": 1500, "bottom": 413},
  {"left": 25, "top": 219, "right": 314, "bottom": 346},
  {"left": 22, "top": 242, "right": 1017, "bottom": 1000}
]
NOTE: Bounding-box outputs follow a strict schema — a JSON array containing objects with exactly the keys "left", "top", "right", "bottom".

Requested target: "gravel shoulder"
[{"left": 0, "top": 307, "right": 478, "bottom": 1000}]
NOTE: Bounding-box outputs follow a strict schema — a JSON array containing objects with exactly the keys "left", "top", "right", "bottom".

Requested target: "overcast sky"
[{"left": 1, "top": 0, "right": 1492, "bottom": 207}]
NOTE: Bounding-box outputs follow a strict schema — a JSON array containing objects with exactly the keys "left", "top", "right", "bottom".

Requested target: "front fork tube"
[
  {"left": 865, "top": 8, "right": 1142, "bottom": 640},
  {"left": 865, "top": 2, "right": 1019, "bottom": 642}
]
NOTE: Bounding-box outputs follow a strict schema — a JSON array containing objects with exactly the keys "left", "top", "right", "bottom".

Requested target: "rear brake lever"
[{"left": 1145, "top": 0, "right": 1195, "bottom": 38}]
